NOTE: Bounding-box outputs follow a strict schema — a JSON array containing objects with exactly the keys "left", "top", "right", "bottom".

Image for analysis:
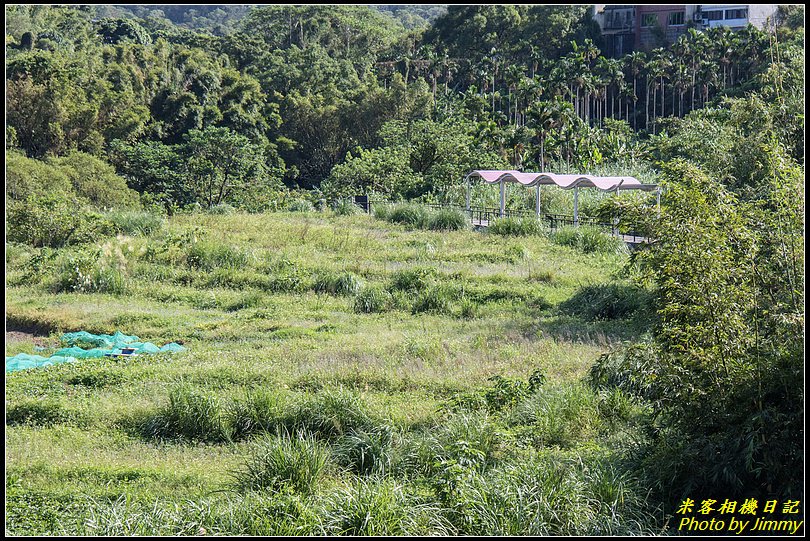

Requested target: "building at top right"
[{"left": 594, "top": 4, "right": 780, "bottom": 57}]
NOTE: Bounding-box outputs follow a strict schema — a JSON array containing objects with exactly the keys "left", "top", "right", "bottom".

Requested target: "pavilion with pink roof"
[{"left": 464, "top": 170, "right": 660, "bottom": 226}]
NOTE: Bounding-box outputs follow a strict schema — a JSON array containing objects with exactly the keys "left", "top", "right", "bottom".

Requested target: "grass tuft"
[{"left": 232, "top": 432, "right": 332, "bottom": 495}]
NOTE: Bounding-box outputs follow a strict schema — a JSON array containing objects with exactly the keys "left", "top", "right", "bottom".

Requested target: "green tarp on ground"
[{"left": 6, "top": 330, "right": 186, "bottom": 373}]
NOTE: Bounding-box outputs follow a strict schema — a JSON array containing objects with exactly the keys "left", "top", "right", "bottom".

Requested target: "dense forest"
[{"left": 5, "top": 4, "right": 805, "bottom": 532}]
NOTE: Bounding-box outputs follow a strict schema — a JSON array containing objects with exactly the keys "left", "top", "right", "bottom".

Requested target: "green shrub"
[
  {"left": 354, "top": 285, "right": 393, "bottom": 313},
  {"left": 312, "top": 270, "right": 363, "bottom": 296},
  {"left": 7, "top": 194, "right": 114, "bottom": 248},
  {"left": 426, "top": 208, "right": 469, "bottom": 231},
  {"left": 550, "top": 226, "right": 628, "bottom": 254},
  {"left": 232, "top": 433, "right": 332, "bottom": 495},
  {"left": 6, "top": 150, "right": 73, "bottom": 201},
  {"left": 48, "top": 151, "right": 140, "bottom": 209},
  {"left": 559, "top": 283, "right": 652, "bottom": 321},
  {"left": 488, "top": 217, "right": 544, "bottom": 236}
]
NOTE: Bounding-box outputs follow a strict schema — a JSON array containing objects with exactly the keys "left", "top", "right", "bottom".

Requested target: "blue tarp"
[{"left": 6, "top": 330, "right": 186, "bottom": 373}]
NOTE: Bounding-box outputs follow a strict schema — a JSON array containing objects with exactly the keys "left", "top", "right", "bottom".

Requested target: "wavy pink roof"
[{"left": 467, "top": 170, "right": 658, "bottom": 192}]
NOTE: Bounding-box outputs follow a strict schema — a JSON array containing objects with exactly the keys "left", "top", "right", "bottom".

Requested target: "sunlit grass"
[{"left": 5, "top": 211, "right": 657, "bottom": 535}]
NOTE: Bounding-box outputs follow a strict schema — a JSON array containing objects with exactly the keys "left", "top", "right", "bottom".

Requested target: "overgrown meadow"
[{"left": 6, "top": 208, "right": 664, "bottom": 535}]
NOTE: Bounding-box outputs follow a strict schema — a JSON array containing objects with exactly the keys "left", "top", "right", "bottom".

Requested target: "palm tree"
[
  {"left": 504, "top": 64, "right": 524, "bottom": 126},
  {"left": 625, "top": 51, "right": 646, "bottom": 130}
]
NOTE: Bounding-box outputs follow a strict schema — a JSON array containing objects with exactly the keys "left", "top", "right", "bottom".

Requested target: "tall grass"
[
  {"left": 186, "top": 240, "right": 251, "bottom": 270},
  {"left": 332, "top": 199, "right": 364, "bottom": 216},
  {"left": 550, "top": 226, "right": 628, "bottom": 255},
  {"left": 143, "top": 385, "right": 233, "bottom": 443},
  {"left": 232, "top": 432, "right": 333, "bottom": 495},
  {"left": 320, "top": 478, "right": 451, "bottom": 535},
  {"left": 230, "top": 389, "right": 288, "bottom": 440},
  {"left": 354, "top": 285, "right": 393, "bottom": 313},
  {"left": 559, "top": 283, "right": 652, "bottom": 321},
  {"left": 374, "top": 203, "right": 468, "bottom": 231},
  {"left": 332, "top": 426, "right": 396, "bottom": 476},
  {"left": 386, "top": 203, "right": 428, "bottom": 227},
  {"left": 425, "top": 208, "right": 469, "bottom": 231},
  {"left": 312, "top": 270, "right": 363, "bottom": 296},
  {"left": 488, "top": 217, "right": 545, "bottom": 236},
  {"left": 286, "top": 390, "right": 380, "bottom": 439},
  {"left": 507, "top": 384, "right": 603, "bottom": 448},
  {"left": 104, "top": 209, "right": 165, "bottom": 236}
]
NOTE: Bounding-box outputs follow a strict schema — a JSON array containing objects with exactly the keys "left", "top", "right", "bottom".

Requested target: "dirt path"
[{"left": 5, "top": 330, "right": 51, "bottom": 348}]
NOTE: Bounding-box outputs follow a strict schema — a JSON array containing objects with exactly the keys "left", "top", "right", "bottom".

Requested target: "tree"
[{"left": 184, "top": 127, "right": 267, "bottom": 208}]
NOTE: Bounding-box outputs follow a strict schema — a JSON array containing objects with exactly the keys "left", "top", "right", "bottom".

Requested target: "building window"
[
  {"left": 704, "top": 10, "right": 724, "bottom": 21},
  {"left": 725, "top": 8, "right": 748, "bottom": 20},
  {"left": 642, "top": 13, "right": 658, "bottom": 27},
  {"left": 668, "top": 11, "right": 685, "bottom": 26}
]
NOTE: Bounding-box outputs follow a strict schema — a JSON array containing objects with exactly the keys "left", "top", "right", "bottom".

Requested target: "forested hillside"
[{"left": 5, "top": 4, "right": 805, "bottom": 534}]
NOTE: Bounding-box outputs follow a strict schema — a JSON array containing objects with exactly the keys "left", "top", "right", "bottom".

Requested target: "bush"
[
  {"left": 232, "top": 433, "right": 332, "bottom": 495},
  {"left": 7, "top": 194, "right": 115, "bottom": 248},
  {"left": 6, "top": 150, "right": 73, "bottom": 201},
  {"left": 488, "top": 217, "right": 544, "bottom": 236},
  {"left": 426, "top": 208, "right": 469, "bottom": 231},
  {"left": 354, "top": 285, "right": 392, "bottom": 313},
  {"left": 48, "top": 151, "right": 140, "bottom": 209},
  {"left": 550, "top": 226, "right": 627, "bottom": 255}
]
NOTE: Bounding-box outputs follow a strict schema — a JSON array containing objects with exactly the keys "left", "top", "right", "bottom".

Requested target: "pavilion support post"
[
  {"left": 535, "top": 185, "right": 541, "bottom": 216},
  {"left": 573, "top": 187, "right": 579, "bottom": 227},
  {"left": 465, "top": 175, "right": 471, "bottom": 213},
  {"left": 499, "top": 180, "right": 505, "bottom": 218},
  {"left": 613, "top": 187, "right": 620, "bottom": 235}
]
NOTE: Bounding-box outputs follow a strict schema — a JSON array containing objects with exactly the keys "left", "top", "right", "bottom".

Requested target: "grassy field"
[{"left": 5, "top": 210, "right": 664, "bottom": 535}]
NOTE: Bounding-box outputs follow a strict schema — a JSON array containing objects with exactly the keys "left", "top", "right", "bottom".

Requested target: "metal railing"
[{"left": 362, "top": 199, "right": 650, "bottom": 243}]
